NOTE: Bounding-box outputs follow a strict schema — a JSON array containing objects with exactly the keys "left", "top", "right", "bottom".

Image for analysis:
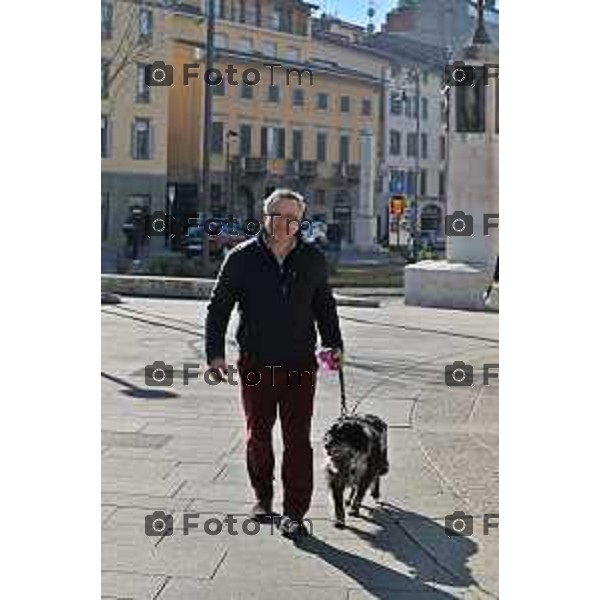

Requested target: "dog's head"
[{"left": 323, "top": 419, "right": 370, "bottom": 467}]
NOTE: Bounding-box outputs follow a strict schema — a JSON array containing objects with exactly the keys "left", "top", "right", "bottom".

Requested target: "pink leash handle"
[{"left": 318, "top": 350, "right": 347, "bottom": 416}]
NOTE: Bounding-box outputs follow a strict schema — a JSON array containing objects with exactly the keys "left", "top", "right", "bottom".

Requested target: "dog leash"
[{"left": 338, "top": 366, "right": 348, "bottom": 417}]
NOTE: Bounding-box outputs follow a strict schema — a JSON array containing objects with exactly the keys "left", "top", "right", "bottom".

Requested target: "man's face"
[{"left": 263, "top": 198, "right": 304, "bottom": 243}]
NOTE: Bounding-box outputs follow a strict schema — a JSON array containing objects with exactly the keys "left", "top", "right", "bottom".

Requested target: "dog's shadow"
[{"left": 293, "top": 501, "right": 479, "bottom": 599}]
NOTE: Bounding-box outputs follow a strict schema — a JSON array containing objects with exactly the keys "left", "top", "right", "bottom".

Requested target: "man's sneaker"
[
  {"left": 279, "top": 515, "right": 310, "bottom": 539},
  {"left": 249, "top": 499, "right": 274, "bottom": 523}
]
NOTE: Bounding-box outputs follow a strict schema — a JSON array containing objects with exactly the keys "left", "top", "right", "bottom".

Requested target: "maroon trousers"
[{"left": 237, "top": 353, "right": 318, "bottom": 520}]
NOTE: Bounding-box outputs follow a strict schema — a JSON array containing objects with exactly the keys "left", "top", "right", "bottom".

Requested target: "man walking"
[{"left": 204, "top": 189, "right": 344, "bottom": 539}]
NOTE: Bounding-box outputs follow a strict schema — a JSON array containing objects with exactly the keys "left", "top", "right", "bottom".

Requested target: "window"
[
  {"left": 287, "top": 47, "right": 301, "bottom": 62},
  {"left": 132, "top": 118, "right": 151, "bottom": 160},
  {"left": 136, "top": 64, "right": 150, "bottom": 103},
  {"left": 101, "top": 59, "right": 110, "bottom": 99},
  {"left": 361, "top": 98, "right": 372, "bottom": 116},
  {"left": 422, "top": 97, "right": 429, "bottom": 120},
  {"left": 456, "top": 84, "right": 485, "bottom": 132},
  {"left": 261, "top": 126, "right": 279, "bottom": 158},
  {"left": 439, "top": 171, "right": 446, "bottom": 197},
  {"left": 315, "top": 189, "right": 326, "bottom": 205},
  {"left": 215, "top": 33, "right": 228, "bottom": 49},
  {"left": 407, "top": 171, "right": 416, "bottom": 195},
  {"left": 317, "top": 132, "right": 327, "bottom": 162},
  {"left": 390, "top": 130, "right": 401, "bottom": 156},
  {"left": 317, "top": 93, "right": 329, "bottom": 111},
  {"left": 213, "top": 79, "right": 226, "bottom": 96},
  {"left": 293, "top": 88, "right": 304, "bottom": 106},
  {"left": 341, "top": 96, "right": 351, "bottom": 113},
  {"left": 391, "top": 93, "right": 402, "bottom": 115},
  {"left": 241, "top": 82, "right": 253, "bottom": 99},
  {"left": 412, "top": 96, "right": 419, "bottom": 119},
  {"left": 139, "top": 7, "right": 153, "bottom": 40},
  {"left": 262, "top": 41, "right": 277, "bottom": 57},
  {"left": 420, "top": 169, "right": 427, "bottom": 195},
  {"left": 440, "top": 135, "right": 446, "bottom": 161},
  {"left": 276, "top": 128, "right": 286, "bottom": 159},
  {"left": 421, "top": 133, "right": 428, "bottom": 158},
  {"left": 267, "top": 85, "right": 280, "bottom": 103},
  {"left": 238, "top": 37, "right": 254, "bottom": 53},
  {"left": 407, "top": 133, "right": 418, "bottom": 158},
  {"left": 339, "top": 134, "right": 350, "bottom": 163},
  {"left": 239, "top": 124, "right": 252, "bottom": 156},
  {"left": 292, "top": 130, "right": 303, "bottom": 161},
  {"left": 101, "top": 193, "right": 110, "bottom": 241},
  {"left": 101, "top": 115, "right": 109, "bottom": 158},
  {"left": 101, "top": 1, "right": 113, "bottom": 39},
  {"left": 211, "top": 122, "right": 224, "bottom": 155},
  {"left": 404, "top": 96, "right": 411, "bottom": 117}
]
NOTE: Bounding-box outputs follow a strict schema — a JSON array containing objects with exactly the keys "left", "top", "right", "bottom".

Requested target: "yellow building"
[
  {"left": 101, "top": 1, "right": 393, "bottom": 266},
  {"left": 166, "top": 0, "right": 387, "bottom": 243},
  {"left": 101, "top": 0, "right": 177, "bottom": 267}
]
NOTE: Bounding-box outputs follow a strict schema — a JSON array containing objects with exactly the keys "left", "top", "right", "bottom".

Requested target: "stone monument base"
[{"left": 405, "top": 260, "right": 498, "bottom": 312}]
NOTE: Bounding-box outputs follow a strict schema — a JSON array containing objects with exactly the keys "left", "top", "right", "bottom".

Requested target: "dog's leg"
[
  {"left": 328, "top": 474, "right": 346, "bottom": 528},
  {"left": 370, "top": 476, "right": 380, "bottom": 500},
  {"left": 349, "top": 474, "right": 372, "bottom": 517},
  {"left": 345, "top": 485, "right": 356, "bottom": 507}
]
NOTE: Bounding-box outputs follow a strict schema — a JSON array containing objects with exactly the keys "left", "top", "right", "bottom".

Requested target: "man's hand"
[
  {"left": 208, "top": 357, "right": 228, "bottom": 381},
  {"left": 332, "top": 349, "right": 344, "bottom": 370}
]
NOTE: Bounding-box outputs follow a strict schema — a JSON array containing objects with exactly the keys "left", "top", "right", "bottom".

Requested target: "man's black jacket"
[{"left": 204, "top": 232, "right": 343, "bottom": 367}]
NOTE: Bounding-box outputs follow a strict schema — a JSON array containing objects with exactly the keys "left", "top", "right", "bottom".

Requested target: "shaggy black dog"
[{"left": 323, "top": 414, "right": 389, "bottom": 528}]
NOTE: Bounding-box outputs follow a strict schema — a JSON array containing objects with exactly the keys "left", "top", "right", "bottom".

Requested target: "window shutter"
[
  {"left": 260, "top": 127, "right": 267, "bottom": 157},
  {"left": 131, "top": 122, "right": 136, "bottom": 159},
  {"left": 277, "top": 128, "right": 285, "bottom": 159},
  {"left": 149, "top": 123, "right": 154, "bottom": 160}
]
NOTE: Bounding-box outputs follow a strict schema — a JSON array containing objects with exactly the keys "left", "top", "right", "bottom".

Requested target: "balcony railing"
[
  {"left": 241, "top": 156, "right": 267, "bottom": 175},
  {"left": 299, "top": 160, "right": 318, "bottom": 178}
]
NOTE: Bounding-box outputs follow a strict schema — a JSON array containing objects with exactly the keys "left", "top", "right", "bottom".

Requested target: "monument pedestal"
[{"left": 405, "top": 260, "right": 497, "bottom": 311}]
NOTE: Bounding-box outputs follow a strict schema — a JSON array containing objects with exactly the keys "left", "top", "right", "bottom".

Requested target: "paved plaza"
[{"left": 101, "top": 297, "right": 499, "bottom": 599}]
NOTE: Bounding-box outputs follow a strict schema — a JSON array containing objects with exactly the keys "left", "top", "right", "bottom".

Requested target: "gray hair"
[{"left": 262, "top": 188, "right": 306, "bottom": 217}]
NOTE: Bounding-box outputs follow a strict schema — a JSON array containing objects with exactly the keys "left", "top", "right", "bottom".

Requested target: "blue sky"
[
  {"left": 316, "top": 0, "right": 400, "bottom": 28},
  {"left": 317, "top": 1, "right": 499, "bottom": 29}
]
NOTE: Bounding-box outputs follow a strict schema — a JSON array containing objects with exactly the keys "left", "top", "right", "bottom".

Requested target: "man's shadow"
[
  {"left": 101, "top": 371, "right": 179, "bottom": 400},
  {"left": 293, "top": 501, "right": 480, "bottom": 599}
]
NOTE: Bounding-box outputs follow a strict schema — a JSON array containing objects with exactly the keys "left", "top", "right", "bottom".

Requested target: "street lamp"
[
  {"left": 167, "top": 184, "right": 176, "bottom": 249},
  {"left": 225, "top": 129, "right": 238, "bottom": 216},
  {"left": 399, "top": 65, "right": 421, "bottom": 262}
]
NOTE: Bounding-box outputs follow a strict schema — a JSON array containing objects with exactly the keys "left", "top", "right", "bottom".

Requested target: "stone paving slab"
[
  {"left": 101, "top": 572, "right": 166, "bottom": 600},
  {"left": 157, "top": 579, "right": 349, "bottom": 600}
]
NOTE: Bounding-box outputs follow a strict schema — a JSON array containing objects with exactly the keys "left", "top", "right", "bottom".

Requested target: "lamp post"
[
  {"left": 400, "top": 64, "right": 421, "bottom": 262},
  {"left": 201, "top": 0, "right": 216, "bottom": 268},
  {"left": 225, "top": 129, "right": 238, "bottom": 216},
  {"left": 167, "top": 184, "right": 176, "bottom": 249}
]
